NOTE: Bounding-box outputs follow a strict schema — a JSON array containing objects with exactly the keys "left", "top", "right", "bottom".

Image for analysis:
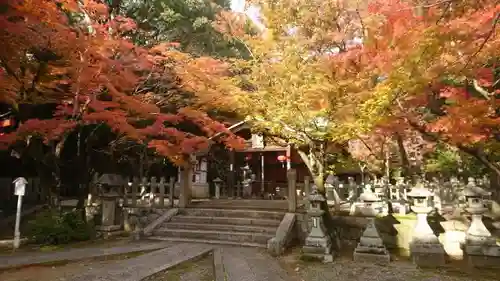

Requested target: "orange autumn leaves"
[{"left": 0, "top": 0, "right": 244, "bottom": 163}]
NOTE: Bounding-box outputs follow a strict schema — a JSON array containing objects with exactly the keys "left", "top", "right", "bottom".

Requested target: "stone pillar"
[
  {"left": 287, "top": 169, "right": 297, "bottom": 212},
  {"left": 302, "top": 187, "right": 333, "bottom": 262},
  {"left": 408, "top": 187, "right": 445, "bottom": 267},
  {"left": 158, "top": 177, "right": 165, "bottom": 207},
  {"left": 303, "top": 176, "right": 311, "bottom": 210},
  {"left": 213, "top": 178, "right": 222, "bottom": 199},
  {"left": 178, "top": 163, "right": 193, "bottom": 208}
]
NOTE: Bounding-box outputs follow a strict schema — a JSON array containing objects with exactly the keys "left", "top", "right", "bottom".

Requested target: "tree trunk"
[{"left": 395, "top": 132, "right": 411, "bottom": 176}]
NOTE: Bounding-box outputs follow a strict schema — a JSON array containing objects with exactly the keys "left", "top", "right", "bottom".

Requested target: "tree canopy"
[
  {"left": 0, "top": 0, "right": 244, "bottom": 167},
  {"left": 223, "top": 0, "right": 500, "bottom": 188}
]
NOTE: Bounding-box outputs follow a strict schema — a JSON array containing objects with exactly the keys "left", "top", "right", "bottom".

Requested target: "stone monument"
[
  {"left": 408, "top": 183, "right": 445, "bottom": 267},
  {"left": 463, "top": 183, "right": 500, "bottom": 267},
  {"left": 302, "top": 187, "right": 334, "bottom": 262},
  {"left": 353, "top": 187, "right": 390, "bottom": 264}
]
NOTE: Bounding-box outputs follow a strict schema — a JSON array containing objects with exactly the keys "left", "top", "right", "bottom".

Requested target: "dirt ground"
[{"left": 279, "top": 248, "right": 500, "bottom": 281}]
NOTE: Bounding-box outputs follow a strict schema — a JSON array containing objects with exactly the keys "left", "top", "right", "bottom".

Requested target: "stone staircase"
[{"left": 150, "top": 208, "right": 286, "bottom": 247}]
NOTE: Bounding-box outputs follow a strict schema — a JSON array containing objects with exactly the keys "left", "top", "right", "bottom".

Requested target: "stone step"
[
  {"left": 169, "top": 215, "right": 281, "bottom": 227},
  {"left": 149, "top": 236, "right": 267, "bottom": 248},
  {"left": 164, "top": 222, "right": 277, "bottom": 234},
  {"left": 180, "top": 208, "right": 285, "bottom": 220},
  {"left": 153, "top": 228, "right": 274, "bottom": 245}
]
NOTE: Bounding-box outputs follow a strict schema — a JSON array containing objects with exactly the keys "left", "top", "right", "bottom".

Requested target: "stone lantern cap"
[
  {"left": 97, "top": 173, "right": 125, "bottom": 187},
  {"left": 359, "top": 191, "right": 379, "bottom": 202},
  {"left": 463, "top": 185, "right": 491, "bottom": 197},
  {"left": 308, "top": 187, "right": 326, "bottom": 202},
  {"left": 407, "top": 187, "right": 433, "bottom": 198}
]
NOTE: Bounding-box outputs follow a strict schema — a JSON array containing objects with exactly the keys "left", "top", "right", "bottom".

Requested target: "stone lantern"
[
  {"left": 463, "top": 184, "right": 500, "bottom": 266},
  {"left": 353, "top": 185, "right": 390, "bottom": 264},
  {"left": 407, "top": 184, "right": 445, "bottom": 267},
  {"left": 96, "top": 173, "right": 125, "bottom": 238},
  {"left": 302, "top": 187, "right": 333, "bottom": 262},
  {"left": 213, "top": 178, "right": 223, "bottom": 199},
  {"left": 357, "top": 185, "right": 381, "bottom": 217}
]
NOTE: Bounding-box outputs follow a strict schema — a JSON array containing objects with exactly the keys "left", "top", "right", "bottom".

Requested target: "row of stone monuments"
[{"left": 302, "top": 180, "right": 500, "bottom": 267}]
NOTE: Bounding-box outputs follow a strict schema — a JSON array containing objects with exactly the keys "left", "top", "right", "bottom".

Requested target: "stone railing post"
[
  {"left": 287, "top": 169, "right": 297, "bottom": 212},
  {"left": 158, "top": 177, "right": 165, "bottom": 207},
  {"left": 303, "top": 176, "right": 311, "bottom": 209},
  {"left": 178, "top": 162, "right": 193, "bottom": 208}
]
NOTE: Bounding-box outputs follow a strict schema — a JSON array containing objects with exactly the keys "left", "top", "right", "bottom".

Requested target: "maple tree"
[
  {"left": 349, "top": 0, "right": 500, "bottom": 185},
  {"left": 220, "top": 0, "right": 375, "bottom": 191},
  {"left": 0, "top": 0, "right": 244, "bottom": 195},
  {"left": 224, "top": 0, "right": 499, "bottom": 191}
]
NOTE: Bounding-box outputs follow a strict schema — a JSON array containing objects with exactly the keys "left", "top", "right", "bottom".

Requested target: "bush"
[{"left": 28, "top": 209, "right": 95, "bottom": 245}]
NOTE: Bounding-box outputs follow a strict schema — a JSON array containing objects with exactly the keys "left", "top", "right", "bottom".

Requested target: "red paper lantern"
[
  {"left": 277, "top": 155, "right": 287, "bottom": 162},
  {"left": 245, "top": 153, "right": 252, "bottom": 161}
]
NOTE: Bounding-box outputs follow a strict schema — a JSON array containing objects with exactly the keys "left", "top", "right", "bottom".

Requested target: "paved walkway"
[
  {"left": 0, "top": 241, "right": 172, "bottom": 270},
  {"left": 68, "top": 243, "right": 213, "bottom": 281},
  {"left": 1, "top": 241, "right": 297, "bottom": 281},
  {"left": 221, "top": 247, "right": 296, "bottom": 281}
]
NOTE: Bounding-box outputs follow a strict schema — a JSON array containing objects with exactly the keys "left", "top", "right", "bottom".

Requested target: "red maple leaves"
[{"left": 0, "top": 0, "right": 243, "bottom": 163}]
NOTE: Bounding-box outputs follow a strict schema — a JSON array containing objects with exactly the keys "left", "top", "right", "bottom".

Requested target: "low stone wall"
[
  {"left": 124, "top": 207, "right": 167, "bottom": 232},
  {"left": 295, "top": 212, "right": 500, "bottom": 258}
]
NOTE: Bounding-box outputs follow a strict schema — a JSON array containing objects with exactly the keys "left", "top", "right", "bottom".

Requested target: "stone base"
[
  {"left": 96, "top": 224, "right": 123, "bottom": 239},
  {"left": 468, "top": 254, "right": 500, "bottom": 268},
  {"left": 410, "top": 242, "right": 445, "bottom": 267},
  {"left": 353, "top": 251, "right": 390, "bottom": 265},
  {"left": 302, "top": 245, "right": 333, "bottom": 262}
]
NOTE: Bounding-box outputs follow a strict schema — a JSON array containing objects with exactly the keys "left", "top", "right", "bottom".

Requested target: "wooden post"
[
  {"left": 304, "top": 176, "right": 311, "bottom": 210},
  {"left": 287, "top": 169, "right": 297, "bottom": 212},
  {"left": 169, "top": 177, "right": 175, "bottom": 207},
  {"left": 179, "top": 163, "right": 193, "bottom": 208},
  {"left": 158, "top": 177, "right": 165, "bottom": 207}
]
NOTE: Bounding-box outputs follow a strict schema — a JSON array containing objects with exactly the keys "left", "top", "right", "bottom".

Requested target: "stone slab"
[
  {"left": 69, "top": 243, "right": 213, "bottom": 281},
  {"left": 468, "top": 254, "right": 500, "bottom": 268},
  {"left": 213, "top": 248, "right": 225, "bottom": 281},
  {"left": 221, "top": 246, "right": 292, "bottom": 281},
  {"left": 142, "top": 208, "right": 178, "bottom": 236},
  {"left": 353, "top": 251, "right": 390, "bottom": 265},
  {"left": 267, "top": 213, "right": 295, "bottom": 256},
  {"left": 411, "top": 252, "right": 446, "bottom": 267},
  {"left": 0, "top": 241, "right": 173, "bottom": 270}
]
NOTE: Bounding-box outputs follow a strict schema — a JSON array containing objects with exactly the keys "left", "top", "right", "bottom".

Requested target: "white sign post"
[{"left": 13, "top": 177, "right": 27, "bottom": 250}]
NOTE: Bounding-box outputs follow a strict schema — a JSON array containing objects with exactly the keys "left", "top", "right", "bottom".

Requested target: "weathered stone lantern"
[
  {"left": 96, "top": 173, "right": 125, "bottom": 238},
  {"left": 357, "top": 185, "right": 380, "bottom": 217},
  {"left": 407, "top": 184, "right": 445, "bottom": 267},
  {"left": 353, "top": 185, "right": 390, "bottom": 264},
  {"left": 213, "top": 178, "right": 223, "bottom": 199},
  {"left": 302, "top": 187, "right": 333, "bottom": 262},
  {"left": 463, "top": 183, "right": 500, "bottom": 266}
]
